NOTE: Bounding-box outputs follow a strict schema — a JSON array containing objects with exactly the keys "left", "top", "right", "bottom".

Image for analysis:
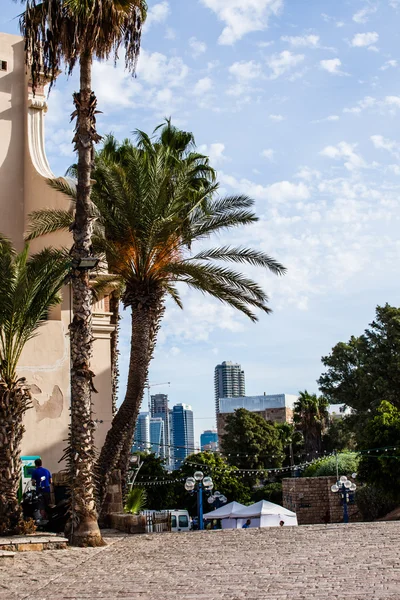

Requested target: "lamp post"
[
  {"left": 331, "top": 475, "right": 357, "bottom": 524},
  {"left": 207, "top": 490, "right": 227, "bottom": 510},
  {"left": 185, "top": 471, "right": 213, "bottom": 531}
]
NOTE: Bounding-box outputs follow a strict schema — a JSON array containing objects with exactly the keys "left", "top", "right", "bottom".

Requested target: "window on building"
[{"left": 0, "top": 61, "right": 8, "bottom": 71}]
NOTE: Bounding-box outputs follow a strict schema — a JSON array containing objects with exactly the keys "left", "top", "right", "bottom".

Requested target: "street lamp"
[
  {"left": 185, "top": 471, "right": 213, "bottom": 530},
  {"left": 331, "top": 475, "right": 357, "bottom": 523},
  {"left": 207, "top": 490, "right": 228, "bottom": 509}
]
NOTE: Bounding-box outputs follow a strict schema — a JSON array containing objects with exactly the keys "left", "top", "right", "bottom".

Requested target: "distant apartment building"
[
  {"left": 200, "top": 430, "right": 219, "bottom": 452},
  {"left": 172, "top": 404, "right": 195, "bottom": 469},
  {"left": 131, "top": 412, "right": 150, "bottom": 452},
  {"left": 150, "top": 393, "right": 171, "bottom": 463},
  {"left": 214, "top": 361, "right": 245, "bottom": 418},
  {"left": 217, "top": 394, "right": 297, "bottom": 440}
]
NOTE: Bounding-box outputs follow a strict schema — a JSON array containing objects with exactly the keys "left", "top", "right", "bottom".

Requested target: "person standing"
[
  {"left": 31, "top": 459, "right": 52, "bottom": 516},
  {"left": 242, "top": 519, "right": 251, "bottom": 529}
]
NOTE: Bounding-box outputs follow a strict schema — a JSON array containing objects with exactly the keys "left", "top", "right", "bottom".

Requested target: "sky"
[{"left": 2, "top": 0, "right": 400, "bottom": 444}]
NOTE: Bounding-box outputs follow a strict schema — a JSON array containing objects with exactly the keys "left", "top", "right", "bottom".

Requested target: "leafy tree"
[
  {"left": 251, "top": 483, "right": 283, "bottom": 505},
  {"left": 26, "top": 126, "right": 286, "bottom": 508},
  {"left": 133, "top": 453, "right": 177, "bottom": 511},
  {"left": 322, "top": 417, "right": 357, "bottom": 453},
  {"left": 319, "top": 304, "right": 400, "bottom": 413},
  {"left": 293, "top": 391, "right": 329, "bottom": 457},
  {"left": 302, "top": 452, "right": 359, "bottom": 478},
  {"left": 0, "top": 238, "right": 68, "bottom": 534},
  {"left": 356, "top": 485, "right": 398, "bottom": 522},
  {"left": 357, "top": 401, "right": 400, "bottom": 494},
  {"left": 275, "top": 422, "right": 304, "bottom": 467},
  {"left": 18, "top": 0, "right": 147, "bottom": 546},
  {"left": 221, "top": 409, "right": 285, "bottom": 471}
]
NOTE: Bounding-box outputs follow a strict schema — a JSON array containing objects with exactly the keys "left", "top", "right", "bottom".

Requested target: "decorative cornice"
[
  {"left": 28, "top": 97, "right": 48, "bottom": 112},
  {"left": 27, "top": 94, "right": 54, "bottom": 178}
]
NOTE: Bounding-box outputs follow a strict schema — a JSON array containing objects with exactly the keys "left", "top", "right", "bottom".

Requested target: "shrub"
[
  {"left": 251, "top": 483, "right": 283, "bottom": 505},
  {"left": 124, "top": 488, "right": 147, "bottom": 514},
  {"left": 356, "top": 485, "right": 398, "bottom": 521},
  {"left": 302, "top": 452, "right": 359, "bottom": 478}
]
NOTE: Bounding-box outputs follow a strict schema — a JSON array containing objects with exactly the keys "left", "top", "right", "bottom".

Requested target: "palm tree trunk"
[
  {"left": 96, "top": 291, "right": 164, "bottom": 512},
  {"left": 68, "top": 51, "right": 103, "bottom": 547},
  {"left": 0, "top": 382, "right": 30, "bottom": 534},
  {"left": 109, "top": 291, "right": 121, "bottom": 418}
]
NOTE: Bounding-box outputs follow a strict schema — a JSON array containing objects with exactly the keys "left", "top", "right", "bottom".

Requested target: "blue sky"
[{"left": 2, "top": 0, "right": 400, "bottom": 443}]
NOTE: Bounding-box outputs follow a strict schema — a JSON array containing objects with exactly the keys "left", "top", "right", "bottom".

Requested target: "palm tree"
[
  {"left": 26, "top": 126, "right": 286, "bottom": 509},
  {"left": 293, "top": 391, "right": 329, "bottom": 457},
  {"left": 0, "top": 237, "right": 68, "bottom": 534},
  {"left": 18, "top": 0, "right": 147, "bottom": 546}
]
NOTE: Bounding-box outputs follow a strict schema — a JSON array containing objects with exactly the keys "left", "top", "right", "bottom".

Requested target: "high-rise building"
[
  {"left": 214, "top": 361, "right": 245, "bottom": 417},
  {"left": 149, "top": 417, "right": 165, "bottom": 458},
  {"left": 200, "top": 430, "right": 219, "bottom": 452},
  {"left": 171, "top": 404, "right": 194, "bottom": 469},
  {"left": 150, "top": 393, "right": 171, "bottom": 463},
  {"left": 131, "top": 412, "right": 150, "bottom": 453}
]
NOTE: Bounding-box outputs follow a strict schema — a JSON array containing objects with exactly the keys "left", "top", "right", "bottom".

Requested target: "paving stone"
[{"left": 0, "top": 523, "right": 399, "bottom": 599}]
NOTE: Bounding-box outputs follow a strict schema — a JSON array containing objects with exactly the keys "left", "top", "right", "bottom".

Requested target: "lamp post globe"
[{"left": 194, "top": 471, "right": 204, "bottom": 482}]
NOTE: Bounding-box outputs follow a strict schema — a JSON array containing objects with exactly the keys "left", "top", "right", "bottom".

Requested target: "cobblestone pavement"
[{"left": 1, "top": 522, "right": 400, "bottom": 600}]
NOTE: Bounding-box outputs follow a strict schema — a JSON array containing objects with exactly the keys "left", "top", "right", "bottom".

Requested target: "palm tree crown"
[{"left": 19, "top": 0, "right": 147, "bottom": 91}]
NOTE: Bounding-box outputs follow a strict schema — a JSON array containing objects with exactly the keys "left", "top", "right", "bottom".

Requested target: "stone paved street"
[{"left": 1, "top": 522, "right": 400, "bottom": 600}]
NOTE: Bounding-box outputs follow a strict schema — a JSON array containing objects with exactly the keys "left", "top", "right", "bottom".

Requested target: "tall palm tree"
[
  {"left": 18, "top": 0, "right": 147, "bottom": 546},
  {"left": 26, "top": 127, "right": 286, "bottom": 509},
  {"left": 0, "top": 237, "right": 68, "bottom": 534},
  {"left": 293, "top": 391, "right": 329, "bottom": 457}
]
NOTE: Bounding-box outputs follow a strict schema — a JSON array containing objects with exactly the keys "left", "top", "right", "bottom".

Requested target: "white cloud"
[
  {"left": 281, "top": 34, "right": 320, "bottom": 48},
  {"left": 193, "top": 77, "right": 213, "bottom": 95},
  {"left": 352, "top": 6, "right": 377, "bottom": 24},
  {"left": 145, "top": 1, "right": 170, "bottom": 28},
  {"left": 266, "top": 50, "right": 305, "bottom": 79},
  {"left": 385, "top": 95, "right": 400, "bottom": 107},
  {"left": 229, "top": 60, "right": 262, "bottom": 82},
  {"left": 380, "top": 59, "right": 398, "bottom": 71},
  {"left": 137, "top": 50, "right": 189, "bottom": 87},
  {"left": 312, "top": 115, "right": 340, "bottom": 124},
  {"left": 200, "top": 0, "right": 283, "bottom": 45},
  {"left": 320, "top": 141, "right": 366, "bottom": 171},
  {"left": 351, "top": 32, "right": 379, "bottom": 47},
  {"left": 198, "top": 143, "right": 228, "bottom": 166},
  {"left": 261, "top": 148, "right": 275, "bottom": 160},
  {"left": 320, "top": 58, "right": 346, "bottom": 75},
  {"left": 343, "top": 95, "right": 377, "bottom": 114},
  {"left": 371, "top": 134, "right": 400, "bottom": 158},
  {"left": 269, "top": 114, "right": 285, "bottom": 121},
  {"left": 189, "top": 37, "right": 207, "bottom": 58},
  {"left": 220, "top": 173, "right": 310, "bottom": 202}
]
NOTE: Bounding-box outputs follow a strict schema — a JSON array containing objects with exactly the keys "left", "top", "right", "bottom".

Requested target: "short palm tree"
[
  {"left": 0, "top": 237, "right": 68, "bottom": 534},
  {"left": 18, "top": 0, "right": 147, "bottom": 546},
  {"left": 293, "top": 391, "right": 329, "bottom": 457},
  {"left": 26, "top": 126, "right": 286, "bottom": 509}
]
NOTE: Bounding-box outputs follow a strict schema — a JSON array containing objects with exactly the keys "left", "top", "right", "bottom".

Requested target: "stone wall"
[
  {"left": 109, "top": 513, "right": 147, "bottom": 534},
  {"left": 282, "top": 476, "right": 362, "bottom": 525}
]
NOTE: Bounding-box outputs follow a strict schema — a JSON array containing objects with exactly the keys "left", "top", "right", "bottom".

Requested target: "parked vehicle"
[
  {"left": 168, "top": 509, "right": 190, "bottom": 532},
  {"left": 21, "top": 484, "right": 69, "bottom": 533}
]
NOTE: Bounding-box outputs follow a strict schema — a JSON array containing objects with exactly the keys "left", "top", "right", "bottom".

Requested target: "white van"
[{"left": 168, "top": 509, "right": 190, "bottom": 532}]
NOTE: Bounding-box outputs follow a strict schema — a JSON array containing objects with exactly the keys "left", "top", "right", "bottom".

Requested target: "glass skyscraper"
[
  {"left": 149, "top": 417, "right": 165, "bottom": 458},
  {"left": 171, "top": 404, "right": 194, "bottom": 469},
  {"left": 131, "top": 412, "right": 150, "bottom": 452},
  {"left": 150, "top": 393, "right": 171, "bottom": 464},
  {"left": 200, "top": 429, "right": 219, "bottom": 451},
  {"left": 214, "top": 361, "right": 245, "bottom": 418}
]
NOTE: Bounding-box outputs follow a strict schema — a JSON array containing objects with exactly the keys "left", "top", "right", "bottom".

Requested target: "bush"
[
  {"left": 251, "top": 483, "right": 282, "bottom": 505},
  {"left": 302, "top": 452, "right": 359, "bottom": 478},
  {"left": 356, "top": 485, "right": 398, "bottom": 521},
  {"left": 124, "top": 488, "right": 147, "bottom": 514}
]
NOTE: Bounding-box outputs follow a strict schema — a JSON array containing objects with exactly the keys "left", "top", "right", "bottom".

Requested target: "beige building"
[{"left": 0, "top": 32, "right": 114, "bottom": 472}]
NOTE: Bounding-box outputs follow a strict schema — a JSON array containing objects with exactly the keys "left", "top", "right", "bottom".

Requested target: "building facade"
[
  {"left": 0, "top": 32, "right": 115, "bottom": 473},
  {"left": 150, "top": 393, "right": 170, "bottom": 464},
  {"left": 131, "top": 413, "right": 150, "bottom": 453},
  {"left": 149, "top": 417, "right": 165, "bottom": 458},
  {"left": 214, "top": 361, "right": 245, "bottom": 418},
  {"left": 171, "top": 404, "right": 194, "bottom": 469},
  {"left": 200, "top": 429, "right": 219, "bottom": 452},
  {"left": 217, "top": 394, "right": 297, "bottom": 440}
]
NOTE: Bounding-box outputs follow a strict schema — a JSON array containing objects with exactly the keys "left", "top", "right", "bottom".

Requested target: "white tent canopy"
[
  {"left": 232, "top": 500, "right": 298, "bottom": 528},
  {"left": 203, "top": 501, "right": 246, "bottom": 520}
]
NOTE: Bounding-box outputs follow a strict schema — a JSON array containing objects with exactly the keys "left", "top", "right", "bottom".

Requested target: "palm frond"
[
  {"left": 190, "top": 247, "right": 286, "bottom": 276},
  {"left": 25, "top": 209, "right": 74, "bottom": 241}
]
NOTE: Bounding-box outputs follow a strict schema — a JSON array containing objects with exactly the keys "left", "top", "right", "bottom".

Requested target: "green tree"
[
  {"left": 293, "top": 391, "right": 329, "bottom": 457},
  {"left": 26, "top": 127, "right": 286, "bottom": 508},
  {"left": 0, "top": 238, "right": 68, "bottom": 534},
  {"left": 133, "top": 453, "right": 177, "bottom": 511},
  {"left": 357, "top": 401, "right": 400, "bottom": 494},
  {"left": 322, "top": 417, "right": 357, "bottom": 453},
  {"left": 19, "top": 0, "right": 147, "bottom": 546},
  {"left": 221, "top": 409, "right": 285, "bottom": 471},
  {"left": 319, "top": 304, "right": 400, "bottom": 413},
  {"left": 302, "top": 452, "right": 359, "bottom": 478}
]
